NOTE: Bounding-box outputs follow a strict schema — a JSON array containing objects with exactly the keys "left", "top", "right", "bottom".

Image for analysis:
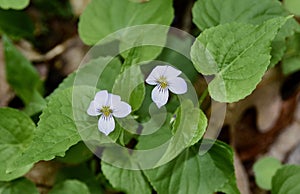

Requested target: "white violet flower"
[
  {"left": 146, "top": 65, "right": 187, "bottom": 108},
  {"left": 87, "top": 90, "right": 132, "bottom": 136}
]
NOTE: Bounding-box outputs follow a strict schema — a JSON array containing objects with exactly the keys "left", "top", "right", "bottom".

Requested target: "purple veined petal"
[
  {"left": 94, "top": 90, "right": 109, "bottom": 107},
  {"left": 151, "top": 85, "right": 169, "bottom": 108},
  {"left": 168, "top": 77, "right": 187, "bottom": 94},
  {"left": 164, "top": 66, "right": 182, "bottom": 79},
  {"left": 98, "top": 115, "right": 115, "bottom": 136},
  {"left": 145, "top": 65, "right": 168, "bottom": 85},
  {"left": 112, "top": 101, "right": 132, "bottom": 118},
  {"left": 87, "top": 101, "right": 101, "bottom": 116}
]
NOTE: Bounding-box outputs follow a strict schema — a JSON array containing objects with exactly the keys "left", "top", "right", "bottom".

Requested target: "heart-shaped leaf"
[{"left": 191, "top": 17, "right": 289, "bottom": 102}]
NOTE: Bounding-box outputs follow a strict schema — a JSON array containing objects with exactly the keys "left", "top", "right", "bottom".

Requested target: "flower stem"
[
  {"left": 121, "top": 38, "right": 142, "bottom": 72},
  {"left": 198, "top": 88, "right": 209, "bottom": 108}
]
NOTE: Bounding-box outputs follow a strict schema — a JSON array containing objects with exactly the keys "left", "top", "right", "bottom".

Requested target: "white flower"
[
  {"left": 146, "top": 65, "right": 187, "bottom": 108},
  {"left": 87, "top": 90, "right": 131, "bottom": 136}
]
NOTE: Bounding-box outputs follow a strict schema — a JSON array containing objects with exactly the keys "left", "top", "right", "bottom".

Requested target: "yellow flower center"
[
  {"left": 158, "top": 76, "right": 168, "bottom": 89},
  {"left": 101, "top": 106, "right": 112, "bottom": 117}
]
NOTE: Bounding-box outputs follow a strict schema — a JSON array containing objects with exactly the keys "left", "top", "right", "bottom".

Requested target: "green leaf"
[
  {"left": 55, "top": 141, "right": 93, "bottom": 165},
  {"left": 0, "top": 0, "right": 29, "bottom": 10},
  {"left": 101, "top": 162, "right": 151, "bottom": 194},
  {"left": 0, "top": 10, "right": 34, "bottom": 39},
  {"left": 272, "top": 165, "right": 300, "bottom": 194},
  {"left": 79, "top": 0, "right": 174, "bottom": 62},
  {"left": 49, "top": 180, "right": 90, "bottom": 194},
  {"left": 51, "top": 57, "right": 121, "bottom": 96},
  {"left": 144, "top": 140, "right": 239, "bottom": 194},
  {"left": 112, "top": 65, "right": 145, "bottom": 111},
  {"left": 9, "top": 57, "right": 123, "bottom": 172},
  {"left": 121, "top": 27, "right": 174, "bottom": 63},
  {"left": 270, "top": 18, "right": 300, "bottom": 67},
  {"left": 191, "top": 17, "right": 289, "bottom": 102},
  {"left": 135, "top": 100, "right": 207, "bottom": 168},
  {"left": 98, "top": 59, "right": 122, "bottom": 91},
  {"left": 55, "top": 164, "right": 104, "bottom": 194},
  {"left": 98, "top": 100, "right": 206, "bottom": 170},
  {"left": 158, "top": 34, "right": 198, "bottom": 83},
  {"left": 192, "top": 0, "right": 287, "bottom": 30},
  {"left": 8, "top": 88, "right": 80, "bottom": 172},
  {"left": 9, "top": 87, "right": 114, "bottom": 171},
  {"left": 172, "top": 100, "right": 207, "bottom": 146},
  {"left": 0, "top": 178, "right": 39, "bottom": 194},
  {"left": 219, "top": 177, "right": 241, "bottom": 194},
  {"left": 192, "top": 0, "right": 299, "bottom": 67},
  {"left": 78, "top": 0, "right": 174, "bottom": 45},
  {"left": 0, "top": 108, "right": 34, "bottom": 181},
  {"left": 157, "top": 100, "right": 206, "bottom": 165},
  {"left": 253, "top": 157, "right": 282, "bottom": 190},
  {"left": 3, "top": 36, "right": 46, "bottom": 115},
  {"left": 282, "top": 33, "right": 300, "bottom": 75},
  {"left": 284, "top": 0, "right": 300, "bottom": 16},
  {"left": 136, "top": 113, "right": 173, "bottom": 150}
]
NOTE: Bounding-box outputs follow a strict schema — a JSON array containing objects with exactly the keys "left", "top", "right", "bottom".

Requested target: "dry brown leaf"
[
  {"left": 267, "top": 98, "right": 300, "bottom": 162},
  {"left": 16, "top": 40, "right": 44, "bottom": 61},
  {"left": 70, "top": 0, "right": 91, "bottom": 16},
  {"left": 17, "top": 36, "right": 88, "bottom": 77},
  {"left": 25, "top": 161, "right": 62, "bottom": 194},
  {"left": 267, "top": 122, "right": 300, "bottom": 161},
  {"left": 234, "top": 96, "right": 297, "bottom": 161},
  {"left": 226, "top": 68, "right": 298, "bottom": 161},
  {"left": 58, "top": 36, "right": 89, "bottom": 76},
  {"left": 234, "top": 154, "right": 251, "bottom": 194},
  {"left": 286, "top": 142, "right": 300, "bottom": 164},
  {"left": 226, "top": 68, "right": 283, "bottom": 133}
]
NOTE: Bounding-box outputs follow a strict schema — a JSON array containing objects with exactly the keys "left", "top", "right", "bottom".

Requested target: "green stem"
[
  {"left": 198, "top": 88, "right": 209, "bottom": 107},
  {"left": 121, "top": 47, "right": 137, "bottom": 72}
]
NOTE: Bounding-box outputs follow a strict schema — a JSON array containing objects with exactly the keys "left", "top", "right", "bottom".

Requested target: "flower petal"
[
  {"left": 145, "top": 66, "right": 167, "bottom": 85},
  {"left": 164, "top": 66, "right": 182, "bottom": 79},
  {"left": 94, "top": 90, "right": 109, "bottom": 106},
  {"left": 151, "top": 85, "right": 169, "bottom": 108},
  {"left": 98, "top": 115, "right": 115, "bottom": 136},
  {"left": 168, "top": 77, "right": 187, "bottom": 94},
  {"left": 112, "top": 101, "right": 132, "bottom": 118},
  {"left": 87, "top": 101, "right": 101, "bottom": 116},
  {"left": 107, "top": 93, "right": 121, "bottom": 107}
]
